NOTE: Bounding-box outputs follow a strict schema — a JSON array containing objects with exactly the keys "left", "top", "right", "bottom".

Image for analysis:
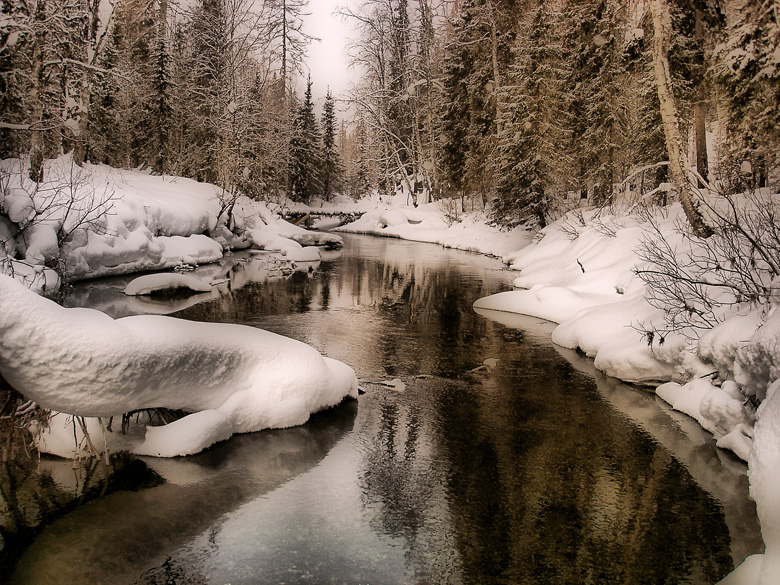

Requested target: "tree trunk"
[
  {"left": 694, "top": 100, "right": 708, "bottom": 184},
  {"left": 693, "top": 9, "right": 708, "bottom": 186},
  {"left": 649, "top": 0, "right": 712, "bottom": 237},
  {"left": 28, "top": 0, "right": 47, "bottom": 183}
]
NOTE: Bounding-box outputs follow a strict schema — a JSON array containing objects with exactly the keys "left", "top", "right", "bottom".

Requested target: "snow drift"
[
  {"left": 0, "top": 274, "right": 358, "bottom": 456},
  {"left": 0, "top": 156, "right": 346, "bottom": 291}
]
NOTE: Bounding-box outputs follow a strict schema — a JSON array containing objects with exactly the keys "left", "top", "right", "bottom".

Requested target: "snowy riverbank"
[
  {"left": 329, "top": 195, "right": 779, "bottom": 585},
  {"left": 2, "top": 158, "right": 778, "bottom": 582},
  {"left": 0, "top": 156, "right": 341, "bottom": 292},
  {"left": 295, "top": 192, "right": 532, "bottom": 258}
]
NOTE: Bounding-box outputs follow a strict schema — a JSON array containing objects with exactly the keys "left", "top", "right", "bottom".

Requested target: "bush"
[{"left": 635, "top": 187, "right": 780, "bottom": 339}]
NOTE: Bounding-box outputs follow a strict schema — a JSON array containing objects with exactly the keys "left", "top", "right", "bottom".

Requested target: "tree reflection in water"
[{"left": 21, "top": 234, "right": 760, "bottom": 585}]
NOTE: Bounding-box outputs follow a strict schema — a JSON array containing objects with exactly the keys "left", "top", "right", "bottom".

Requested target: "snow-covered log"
[{"left": 0, "top": 275, "right": 358, "bottom": 456}]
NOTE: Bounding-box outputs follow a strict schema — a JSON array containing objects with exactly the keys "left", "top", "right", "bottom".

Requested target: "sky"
[{"left": 302, "top": 0, "right": 358, "bottom": 103}]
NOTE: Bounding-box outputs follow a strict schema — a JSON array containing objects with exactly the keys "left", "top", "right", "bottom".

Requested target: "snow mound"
[
  {"left": 744, "top": 380, "right": 780, "bottom": 584},
  {"left": 336, "top": 198, "right": 530, "bottom": 258},
  {"left": 0, "top": 158, "right": 350, "bottom": 286},
  {"left": 0, "top": 275, "right": 358, "bottom": 456},
  {"left": 288, "top": 231, "right": 344, "bottom": 249},
  {"left": 123, "top": 273, "right": 213, "bottom": 296},
  {"left": 379, "top": 209, "right": 411, "bottom": 227}
]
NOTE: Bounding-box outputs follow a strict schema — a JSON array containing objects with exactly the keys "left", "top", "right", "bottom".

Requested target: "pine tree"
[
  {"left": 491, "top": 2, "right": 565, "bottom": 228},
  {"left": 346, "top": 117, "right": 373, "bottom": 199},
  {"left": 439, "top": 0, "right": 516, "bottom": 205},
  {"left": 289, "top": 77, "right": 323, "bottom": 203},
  {"left": 87, "top": 29, "right": 122, "bottom": 165},
  {"left": 320, "top": 89, "right": 344, "bottom": 201},
  {"left": 149, "top": 4, "right": 172, "bottom": 174},
  {"left": 561, "top": 0, "right": 628, "bottom": 204},
  {"left": 715, "top": 0, "right": 779, "bottom": 188}
]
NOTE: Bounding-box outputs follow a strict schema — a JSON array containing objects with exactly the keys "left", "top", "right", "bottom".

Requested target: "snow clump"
[
  {"left": 123, "top": 273, "right": 213, "bottom": 296},
  {"left": 0, "top": 274, "right": 359, "bottom": 457}
]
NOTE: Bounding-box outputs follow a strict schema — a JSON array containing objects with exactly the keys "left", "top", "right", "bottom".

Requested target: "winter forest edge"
[{"left": 2, "top": 0, "right": 780, "bottom": 584}]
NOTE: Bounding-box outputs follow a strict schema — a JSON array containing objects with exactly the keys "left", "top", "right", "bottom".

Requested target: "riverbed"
[{"left": 5, "top": 234, "right": 763, "bottom": 584}]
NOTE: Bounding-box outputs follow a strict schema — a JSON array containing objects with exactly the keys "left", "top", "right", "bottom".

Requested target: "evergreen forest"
[{"left": 1, "top": 0, "right": 778, "bottom": 229}]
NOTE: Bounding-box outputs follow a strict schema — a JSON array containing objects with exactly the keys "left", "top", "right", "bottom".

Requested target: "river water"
[{"left": 7, "top": 235, "right": 763, "bottom": 584}]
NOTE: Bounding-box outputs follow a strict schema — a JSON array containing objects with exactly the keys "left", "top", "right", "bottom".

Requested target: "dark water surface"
[{"left": 9, "top": 235, "right": 762, "bottom": 584}]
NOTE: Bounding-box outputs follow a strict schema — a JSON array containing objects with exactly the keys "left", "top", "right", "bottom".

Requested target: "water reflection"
[
  {"left": 0, "top": 453, "right": 161, "bottom": 578},
  {"left": 13, "top": 234, "right": 761, "bottom": 585},
  {"left": 9, "top": 403, "right": 356, "bottom": 585},
  {"left": 475, "top": 308, "right": 763, "bottom": 568},
  {"left": 63, "top": 251, "right": 324, "bottom": 318}
]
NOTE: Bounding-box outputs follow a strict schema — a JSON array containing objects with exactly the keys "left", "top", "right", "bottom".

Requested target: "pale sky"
[{"left": 303, "top": 0, "right": 358, "bottom": 102}]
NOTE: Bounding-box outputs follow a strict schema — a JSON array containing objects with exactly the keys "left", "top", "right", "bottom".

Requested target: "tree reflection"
[
  {"left": 164, "top": 235, "right": 745, "bottom": 584},
  {"left": 432, "top": 335, "right": 734, "bottom": 585},
  {"left": 0, "top": 452, "right": 161, "bottom": 578}
]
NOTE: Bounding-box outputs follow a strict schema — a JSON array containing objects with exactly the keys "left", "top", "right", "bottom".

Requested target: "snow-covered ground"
[{"left": 0, "top": 155, "right": 340, "bottom": 292}]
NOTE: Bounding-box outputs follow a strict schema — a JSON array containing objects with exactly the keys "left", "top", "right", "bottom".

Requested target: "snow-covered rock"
[
  {"left": 123, "top": 273, "right": 213, "bottom": 296},
  {"left": 0, "top": 274, "right": 358, "bottom": 457}
]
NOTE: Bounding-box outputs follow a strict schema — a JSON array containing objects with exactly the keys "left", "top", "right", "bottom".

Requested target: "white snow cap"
[
  {"left": 0, "top": 275, "right": 358, "bottom": 456},
  {"left": 123, "top": 273, "right": 213, "bottom": 296}
]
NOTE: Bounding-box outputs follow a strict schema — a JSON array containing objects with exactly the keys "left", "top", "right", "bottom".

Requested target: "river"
[{"left": 5, "top": 234, "right": 763, "bottom": 584}]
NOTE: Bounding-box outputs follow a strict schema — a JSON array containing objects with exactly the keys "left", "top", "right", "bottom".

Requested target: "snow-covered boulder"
[
  {"left": 288, "top": 231, "right": 344, "bottom": 249},
  {"left": 245, "top": 229, "right": 322, "bottom": 261},
  {"left": 0, "top": 275, "right": 358, "bottom": 456},
  {"left": 123, "top": 273, "right": 213, "bottom": 296},
  {"left": 379, "top": 209, "right": 410, "bottom": 228}
]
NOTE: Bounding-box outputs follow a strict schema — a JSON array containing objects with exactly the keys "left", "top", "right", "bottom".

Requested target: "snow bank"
[
  {"left": 333, "top": 195, "right": 531, "bottom": 258},
  {"left": 0, "top": 274, "right": 358, "bottom": 456},
  {"left": 747, "top": 381, "right": 780, "bottom": 583},
  {"left": 0, "top": 156, "right": 226, "bottom": 281},
  {"left": 0, "top": 157, "right": 345, "bottom": 287}
]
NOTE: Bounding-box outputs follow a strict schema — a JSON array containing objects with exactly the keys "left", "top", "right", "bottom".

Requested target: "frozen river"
[{"left": 7, "top": 234, "right": 763, "bottom": 584}]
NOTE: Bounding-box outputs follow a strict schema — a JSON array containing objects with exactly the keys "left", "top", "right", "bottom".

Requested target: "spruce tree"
[
  {"left": 439, "top": 0, "right": 515, "bottom": 204},
  {"left": 715, "top": 0, "right": 777, "bottom": 187},
  {"left": 320, "top": 89, "right": 344, "bottom": 201},
  {"left": 289, "top": 77, "right": 323, "bottom": 203},
  {"left": 149, "top": 28, "right": 172, "bottom": 173},
  {"left": 492, "top": 2, "right": 564, "bottom": 228},
  {"left": 347, "top": 118, "right": 372, "bottom": 199},
  {"left": 561, "top": 0, "right": 628, "bottom": 204}
]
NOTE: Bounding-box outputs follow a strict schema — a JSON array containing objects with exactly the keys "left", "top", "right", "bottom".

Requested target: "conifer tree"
[
  {"left": 149, "top": 4, "right": 172, "bottom": 174},
  {"left": 320, "top": 89, "right": 344, "bottom": 201},
  {"left": 439, "top": 0, "right": 516, "bottom": 204},
  {"left": 289, "top": 77, "right": 323, "bottom": 202},
  {"left": 492, "top": 2, "right": 565, "bottom": 228},
  {"left": 716, "top": 0, "right": 779, "bottom": 187},
  {"left": 560, "top": 0, "right": 628, "bottom": 203},
  {"left": 346, "top": 117, "right": 373, "bottom": 198},
  {"left": 88, "top": 29, "right": 122, "bottom": 166}
]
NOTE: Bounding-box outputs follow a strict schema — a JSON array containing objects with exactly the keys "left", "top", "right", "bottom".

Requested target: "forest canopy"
[{"left": 1, "top": 0, "right": 778, "bottom": 225}]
